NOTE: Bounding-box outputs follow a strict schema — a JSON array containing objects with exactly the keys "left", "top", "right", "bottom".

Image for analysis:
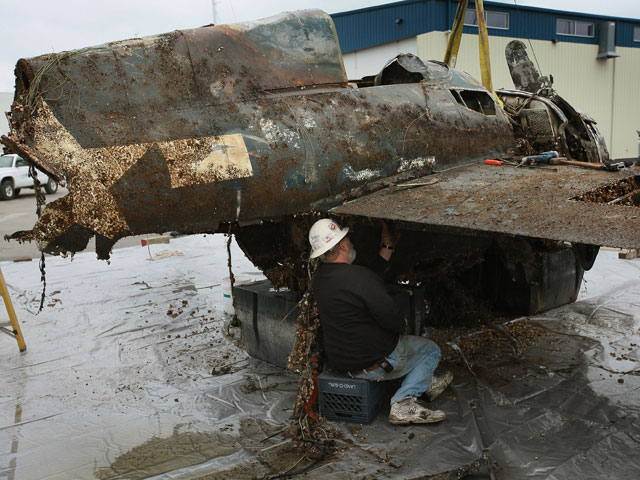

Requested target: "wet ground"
[{"left": 1, "top": 237, "right": 639, "bottom": 479}]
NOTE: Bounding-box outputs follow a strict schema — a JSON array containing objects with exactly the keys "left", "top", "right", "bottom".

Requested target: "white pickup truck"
[{"left": 0, "top": 153, "right": 58, "bottom": 200}]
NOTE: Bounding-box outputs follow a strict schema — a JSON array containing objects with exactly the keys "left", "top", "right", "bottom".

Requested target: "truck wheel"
[
  {"left": 44, "top": 178, "right": 58, "bottom": 194},
  {"left": 0, "top": 180, "right": 15, "bottom": 200}
]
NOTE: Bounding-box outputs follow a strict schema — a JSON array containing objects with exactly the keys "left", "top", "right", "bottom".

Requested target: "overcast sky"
[{"left": 1, "top": 0, "right": 639, "bottom": 92}]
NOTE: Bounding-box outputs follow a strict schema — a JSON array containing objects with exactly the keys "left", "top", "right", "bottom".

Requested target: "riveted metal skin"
[
  {"left": 332, "top": 163, "right": 640, "bottom": 250},
  {"left": 1, "top": 10, "right": 514, "bottom": 259},
  {"left": 2, "top": 9, "right": 635, "bottom": 305}
]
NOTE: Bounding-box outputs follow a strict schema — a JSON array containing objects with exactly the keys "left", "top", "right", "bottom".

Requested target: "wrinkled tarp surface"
[{"left": 1, "top": 236, "right": 639, "bottom": 479}]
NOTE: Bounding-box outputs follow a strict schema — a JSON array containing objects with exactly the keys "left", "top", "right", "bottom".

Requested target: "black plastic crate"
[{"left": 318, "top": 372, "right": 387, "bottom": 424}]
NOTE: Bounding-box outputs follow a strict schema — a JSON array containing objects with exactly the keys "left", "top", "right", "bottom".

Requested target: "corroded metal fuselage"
[
  {"left": 3, "top": 9, "right": 632, "bottom": 317},
  {"left": 2, "top": 10, "right": 513, "bottom": 259}
]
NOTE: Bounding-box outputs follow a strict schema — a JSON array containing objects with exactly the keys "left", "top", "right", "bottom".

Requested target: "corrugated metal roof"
[{"left": 331, "top": 0, "right": 640, "bottom": 52}]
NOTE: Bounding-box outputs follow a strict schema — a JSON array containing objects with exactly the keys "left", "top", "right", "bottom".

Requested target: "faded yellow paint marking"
[
  {"left": 158, "top": 134, "right": 253, "bottom": 188},
  {"left": 26, "top": 101, "right": 254, "bottom": 240},
  {"left": 29, "top": 102, "right": 131, "bottom": 240},
  {"left": 195, "top": 134, "right": 252, "bottom": 181}
]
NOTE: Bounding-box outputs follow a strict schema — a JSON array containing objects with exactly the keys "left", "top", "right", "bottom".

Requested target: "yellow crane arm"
[
  {"left": 475, "top": 0, "right": 494, "bottom": 93},
  {"left": 444, "top": 0, "right": 503, "bottom": 108},
  {"left": 443, "top": 0, "right": 469, "bottom": 68}
]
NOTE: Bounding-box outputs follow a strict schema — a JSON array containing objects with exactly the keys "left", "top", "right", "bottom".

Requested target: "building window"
[
  {"left": 464, "top": 9, "right": 509, "bottom": 30},
  {"left": 556, "top": 19, "right": 594, "bottom": 37},
  {"left": 635, "top": 26, "right": 640, "bottom": 42}
]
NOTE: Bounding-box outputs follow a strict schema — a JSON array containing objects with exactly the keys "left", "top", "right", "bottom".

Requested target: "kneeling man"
[{"left": 309, "top": 218, "right": 452, "bottom": 425}]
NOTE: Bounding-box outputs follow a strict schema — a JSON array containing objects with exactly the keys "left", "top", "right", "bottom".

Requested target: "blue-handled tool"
[{"left": 520, "top": 151, "right": 558, "bottom": 166}]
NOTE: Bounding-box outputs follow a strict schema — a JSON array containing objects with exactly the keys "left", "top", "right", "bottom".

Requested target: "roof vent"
[{"left": 597, "top": 21, "right": 620, "bottom": 59}]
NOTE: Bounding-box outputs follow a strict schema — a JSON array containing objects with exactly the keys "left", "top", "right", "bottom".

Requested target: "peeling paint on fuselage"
[
  {"left": 2, "top": 10, "right": 514, "bottom": 258},
  {"left": 340, "top": 165, "right": 382, "bottom": 183},
  {"left": 399, "top": 156, "right": 436, "bottom": 172}
]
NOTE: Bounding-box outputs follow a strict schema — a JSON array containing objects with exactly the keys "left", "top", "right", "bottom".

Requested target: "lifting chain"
[
  {"left": 288, "top": 259, "right": 323, "bottom": 421},
  {"left": 226, "top": 228, "right": 240, "bottom": 328},
  {"left": 28, "top": 163, "right": 47, "bottom": 312}
]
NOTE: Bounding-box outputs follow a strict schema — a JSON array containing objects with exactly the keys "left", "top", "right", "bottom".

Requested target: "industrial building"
[
  {"left": 331, "top": 0, "right": 640, "bottom": 161},
  {"left": 0, "top": 92, "right": 11, "bottom": 137}
]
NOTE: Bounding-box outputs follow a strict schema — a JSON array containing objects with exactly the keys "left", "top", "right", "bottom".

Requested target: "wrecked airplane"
[{"left": 1, "top": 9, "right": 639, "bottom": 318}]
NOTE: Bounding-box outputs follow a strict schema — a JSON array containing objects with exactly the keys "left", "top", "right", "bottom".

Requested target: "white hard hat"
[{"left": 308, "top": 219, "right": 349, "bottom": 259}]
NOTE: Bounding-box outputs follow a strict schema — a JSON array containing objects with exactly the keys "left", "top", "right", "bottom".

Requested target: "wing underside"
[{"left": 331, "top": 161, "right": 640, "bottom": 249}]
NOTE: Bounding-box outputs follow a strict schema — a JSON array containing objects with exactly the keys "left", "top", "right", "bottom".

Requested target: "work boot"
[
  {"left": 424, "top": 371, "right": 454, "bottom": 401},
  {"left": 389, "top": 398, "right": 446, "bottom": 425}
]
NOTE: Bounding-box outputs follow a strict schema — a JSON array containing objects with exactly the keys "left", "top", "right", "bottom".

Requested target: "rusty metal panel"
[
  {"left": 3, "top": 82, "right": 513, "bottom": 258},
  {"left": 1, "top": 11, "right": 516, "bottom": 259},
  {"left": 332, "top": 162, "right": 640, "bottom": 249},
  {"left": 11, "top": 9, "right": 346, "bottom": 150}
]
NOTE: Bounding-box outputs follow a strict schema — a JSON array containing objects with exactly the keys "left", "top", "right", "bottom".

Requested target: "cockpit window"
[
  {"left": 374, "top": 54, "right": 451, "bottom": 86},
  {"left": 451, "top": 89, "right": 496, "bottom": 116}
]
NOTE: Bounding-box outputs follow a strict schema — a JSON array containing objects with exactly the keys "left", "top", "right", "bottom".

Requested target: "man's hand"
[
  {"left": 379, "top": 222, "right": 398, "bottom": 261},
  {"left": 380, "top": 222, "right": 398, "bottom": 249}
]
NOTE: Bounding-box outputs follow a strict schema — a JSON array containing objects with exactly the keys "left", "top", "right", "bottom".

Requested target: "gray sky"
[{"left": 1, "top": 0, "right": 639, "bottom": 92}]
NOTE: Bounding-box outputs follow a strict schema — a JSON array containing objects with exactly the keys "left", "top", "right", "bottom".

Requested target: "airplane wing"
[{"left": 331, "top": 160, "right": 640, "bottom": 249}]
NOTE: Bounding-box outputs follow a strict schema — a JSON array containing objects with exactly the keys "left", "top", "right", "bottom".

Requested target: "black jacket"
[{"left": 313, "top": 260, "right": 404, "bottom": 372}]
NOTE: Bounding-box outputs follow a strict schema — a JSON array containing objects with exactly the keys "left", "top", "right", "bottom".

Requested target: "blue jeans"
[{"left": 351, "top": 335, "right": 441, "bottom": 405}]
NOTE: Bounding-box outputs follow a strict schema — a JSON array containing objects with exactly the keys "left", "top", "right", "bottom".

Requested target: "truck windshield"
[{"left": 0, "top": 155, "right": 13, "bottom": 168}]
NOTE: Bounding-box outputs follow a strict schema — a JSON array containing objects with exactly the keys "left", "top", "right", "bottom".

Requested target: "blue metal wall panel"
[
  {"left": 617, "top": 21, "right": 640, "bottom": 48},
  {"left": 332, "top": 0, "right": 446, "bottom": 53},
  {"left": 331, "top": 0, "right": 640, "bottom": 52},
  {"left": 461, "top": 9, "right": 599, "bottom": 45}
]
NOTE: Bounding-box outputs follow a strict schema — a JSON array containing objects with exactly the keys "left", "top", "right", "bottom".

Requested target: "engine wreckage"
[{"left": 1, "top": 9, "right": 639, "bottom": 319}]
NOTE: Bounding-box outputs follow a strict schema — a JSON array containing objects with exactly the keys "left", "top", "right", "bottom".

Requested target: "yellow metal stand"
[{"left": 0, "top": 267, "right": 26, "bottom": 352}]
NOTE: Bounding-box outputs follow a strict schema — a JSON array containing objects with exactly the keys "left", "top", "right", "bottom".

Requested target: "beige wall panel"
[
  {"left": 610, "top": 47, "right": 640, "bottom": 160},
  {"left": 343, "top": 38, "right": 417, "bottom": 80},
  {"left": 532, "top": 41, "right": 614, "bottom": 155},
  {"left": 416, "top": 31, "right": 449, "bottom": 64},
  {"left": 417, "top": 32, "right": 638, "bottom": 159},
  {"left": 418, "top": 32, "right": 516, "bottom": 90}
]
